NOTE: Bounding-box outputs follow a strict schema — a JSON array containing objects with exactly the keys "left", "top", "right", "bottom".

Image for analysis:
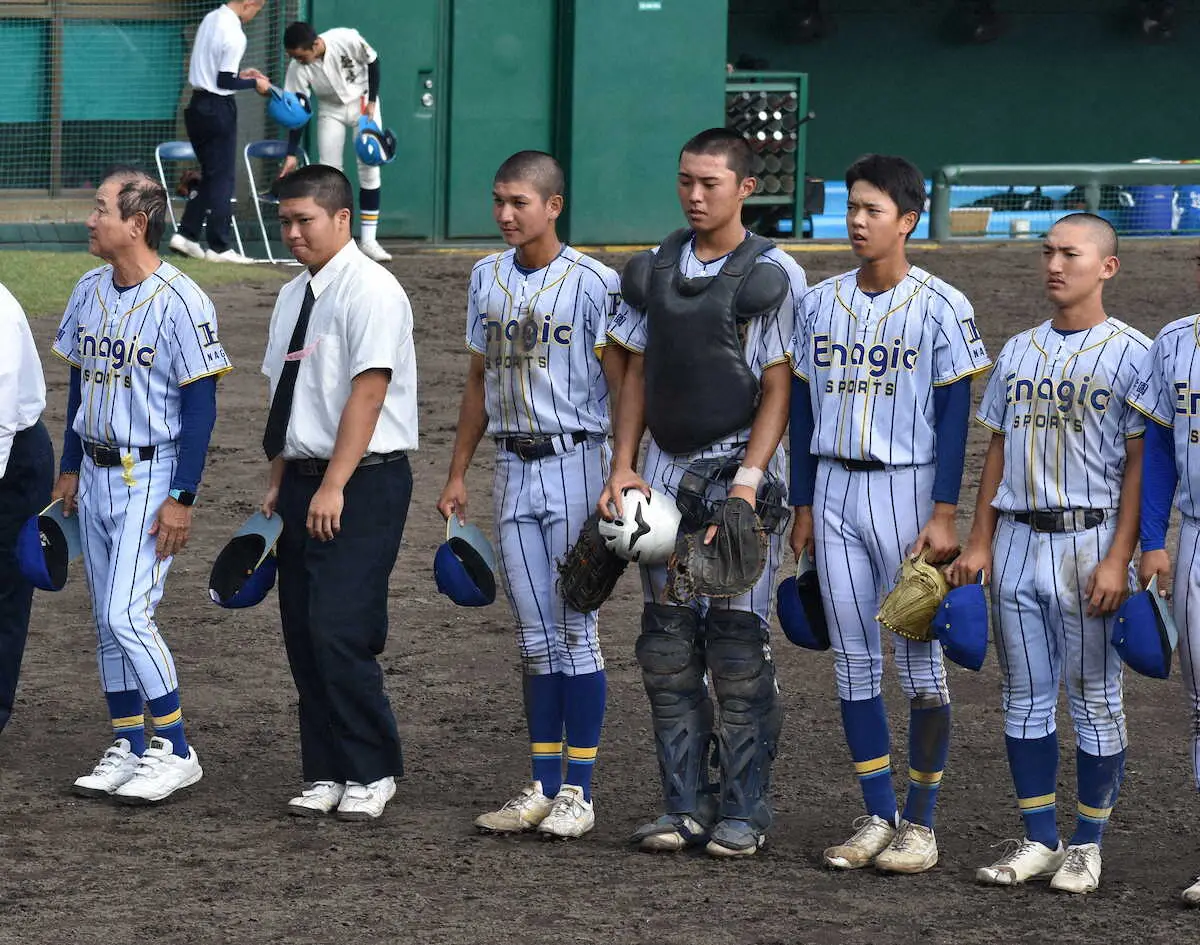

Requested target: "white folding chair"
[
  {"left": 244, "top": 139, "right": 309, "bottom": 264},
  {"left": 153, "top": 141, "right": 246, "bottom": 256}
]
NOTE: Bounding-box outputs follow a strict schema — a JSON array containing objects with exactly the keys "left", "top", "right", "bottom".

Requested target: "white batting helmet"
[{"left": 597, "top": 487, "right": 681, "bottom": 564}]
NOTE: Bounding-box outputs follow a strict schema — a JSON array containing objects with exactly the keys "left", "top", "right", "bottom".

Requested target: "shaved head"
[
  {"left": 1052, "top": 212, "right": 1118, "bottom": 258},
  {"left": 494, "top": 151, "right": 565, "bottom": 202}
]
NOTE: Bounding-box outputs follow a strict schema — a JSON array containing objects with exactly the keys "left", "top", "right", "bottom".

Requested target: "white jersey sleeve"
[
  {"left": 608, "top": 296, "right": 647, "bottom": 353},
  {"left": 465, "top": 257, "right": 489, "bottom": 355},
  {"left": 932, "top": 290, "right": 990, "bottom": 385},
  {"left": 168, "top": 277, "right": 232, "bottom": 386},
  {"left": 52, "top": 267, "right": 107, "bottom": 367}
]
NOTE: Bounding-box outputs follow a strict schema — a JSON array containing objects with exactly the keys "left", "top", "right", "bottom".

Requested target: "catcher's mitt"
[
  {"left": 667, "top": 496, "right": 768, "bottom": 602},
  {"left": 877, "top": 552, "right": 952, "bottom": 642},
  {"left": 557, "top": 512, "right": 628, "bottom": 613}
]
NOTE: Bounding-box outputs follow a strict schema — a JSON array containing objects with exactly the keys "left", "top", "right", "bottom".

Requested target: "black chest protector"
[{"left": 621, "top": 228, "right": 789, "bottom": 455}]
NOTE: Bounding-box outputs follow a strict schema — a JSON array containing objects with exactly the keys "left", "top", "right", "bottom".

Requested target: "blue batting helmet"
[
  {"left": 1113, "top": 575, "right": 1178, "bottom": 679},
  {"left": 267, "top": 87, "right": 312, "bottom": 130},
  {"left": 932, "top": 572, "right": 989, "bottom": 672},
  {"left": 775, "top": 551, "right": 830, "bottom": 650},
  {"left": 354, "top": 116, "right": 397, "bottom": 167},
  {"left": 434, "top": 517, "right": 497, "bottom": 607},
  {"left": 208, "top": 512, "right": 283, "bottom": 609},
  {"left": 16, "top": 499, "right": 83, "bottom": 592}
]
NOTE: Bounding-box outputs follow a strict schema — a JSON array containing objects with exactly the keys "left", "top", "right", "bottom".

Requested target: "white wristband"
[{"left": 733, "top": 465, "right": 764, "bottom": 491}]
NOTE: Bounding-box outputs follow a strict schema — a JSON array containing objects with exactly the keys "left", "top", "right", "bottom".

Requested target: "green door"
[
  {"left": 445, "top": 0, "right": 557, "bottom": 238},
  {"left": 311, "top": 0, "right": 443, "bottom": 239}
]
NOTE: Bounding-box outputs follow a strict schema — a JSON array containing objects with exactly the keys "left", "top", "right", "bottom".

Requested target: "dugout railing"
[{"left": 929, "top": 163, "right": 1200, "bottom": 242}]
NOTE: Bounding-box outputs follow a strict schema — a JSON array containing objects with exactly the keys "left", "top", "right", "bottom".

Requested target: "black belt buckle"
[
  {"left": 291, "top": 457, "right": 329, "bottom": 477},
  {"left": 1016, "top": 509, "right": 1105, "bottom": 533},
  {"left": 841, "top": 458, "right": 886, "bottom": 472},
  {"left": 85, "top": 443, "right": 154, "bottom": 467},
  {"left": 510, "top": 436, "right": 549, "bottom": 462}
]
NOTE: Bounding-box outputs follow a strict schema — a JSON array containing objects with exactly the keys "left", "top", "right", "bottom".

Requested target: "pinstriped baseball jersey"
[
  {"left": 1128, "top": 314, "right": 1200, "bottom": 519},
  {"left": 791, "top": 266, "right": 990, "bottom": 465},
  {"left": 51, "top": 262, "right": 231, "bottom": 447},
  {"left": 977, "top": 318, "right": 1150, "bottom": 512},
  {"left": 467, "top": 245, "right": 619, "bottom": 437}
]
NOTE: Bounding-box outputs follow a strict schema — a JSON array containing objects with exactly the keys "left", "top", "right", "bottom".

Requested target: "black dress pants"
[{"left": 181, "top": 90, "right": 237, "bottom": 253}]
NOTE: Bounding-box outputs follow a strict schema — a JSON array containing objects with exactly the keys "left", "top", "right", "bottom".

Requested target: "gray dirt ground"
[{"left": 4, "top": 239, "right": 1200, "bottom": 945}]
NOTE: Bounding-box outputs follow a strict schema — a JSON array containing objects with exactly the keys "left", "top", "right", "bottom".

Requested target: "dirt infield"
[{"left": 6, "top": 239, "right": 1200, "bottom": 945}]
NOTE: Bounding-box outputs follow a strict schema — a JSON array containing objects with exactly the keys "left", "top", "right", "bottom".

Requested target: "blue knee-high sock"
[
  {"left": 840, "top": 697, "right": 897, "bottom": 823},
  {"left": 1071, "top": 747, "right": 1125, "bottom": 847},
  {"left": 105, "top": 689, "right": 146, "bottom": 755},
  {"left": 563, "top": 670, "right": 606, "bottom": 801},
  {"left": 147, "top": 691, "right": 188, "bottom": 758},
  {"left": 523, "top": 672, "right": 564, "bottom": 796},
  {"left": 1006, "top": 734, "right": 1059, "bottom": 848},
  {"left": 902, "top": 702, "right": 950, "bottom": 828}
]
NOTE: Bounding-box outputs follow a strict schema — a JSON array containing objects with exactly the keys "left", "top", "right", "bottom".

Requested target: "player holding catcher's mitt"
[
  {"left": 877, "top": 551, "right": 953, "bottom": 642},
  {"left": 668, "top": 496, "right": 768, "bottom": 602},
  {"left": 557, "top": 512, "right": 628, "bottom": 613}
]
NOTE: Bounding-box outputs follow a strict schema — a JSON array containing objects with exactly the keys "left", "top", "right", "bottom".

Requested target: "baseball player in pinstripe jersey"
[
  {"left": 50, "top": 168, "right": 229, "bottom": 804},
  {"left": 952, "top": 213, "right": 1149, "bottom": 894},
  {"left": 601, "top": 128, "right": 805, "bottom": 857},
  {"left": 1128, "top": 256, "right": 1200, "bottom": 905},
  {"left": 789, "top": 154, "right": 990, "bottom": 874},
  {"left": 437, "top": 151, "right": 622, "bottom": 839}
]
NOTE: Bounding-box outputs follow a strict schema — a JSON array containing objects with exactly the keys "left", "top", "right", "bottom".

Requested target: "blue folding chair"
[
  {"left": 244, "top": 139, "right": 308, "bottom": 264},
  {"left": 153, "top": 141, "right": 245, "bottom": 256}
]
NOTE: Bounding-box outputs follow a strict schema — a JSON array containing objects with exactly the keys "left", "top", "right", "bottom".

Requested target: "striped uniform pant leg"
[
  {"left": 638, "top": 448, "right": 695, "bottom": 610},
  {"left": 1175, "top": 518, "right": 1200, "bottom": 788}
]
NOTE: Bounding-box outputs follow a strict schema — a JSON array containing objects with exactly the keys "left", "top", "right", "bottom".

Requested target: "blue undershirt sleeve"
[
  {"left": 286, "top": 127, "right": 303, "bottom": 157},
  {"left": 61, "top": 366, "right": 83, "bottom": 474},
  {"left": 172, "top": 377, "right": 217, "bottom": 493},
  {"left": 216, "top": 71, "right": 257, "bottom": 92},
  {"left": 1140, "top": 419, "right": 1177, "bottom": 552},
  {"left": 932, "top": 376, "right": 972, "bottom": 506},
  {"left": 789, "top": 376, "right": 818, "bottom": 506}
]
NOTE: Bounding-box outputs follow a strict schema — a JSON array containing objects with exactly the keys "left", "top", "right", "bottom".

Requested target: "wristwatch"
[{"left": 169, "top": 488, "right": 197, "bottom": 507}]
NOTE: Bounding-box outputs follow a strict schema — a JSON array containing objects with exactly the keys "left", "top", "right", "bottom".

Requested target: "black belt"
[
  {"left": 85, "top": 443, "right": 156, "bottom": 467},
  {"left": 1012, "top": 509, "right": 1106, "bottom": 533},
  {"left": 498, "top": 431, "right": 588, "bottom": 462},
  {"left": 287, "top": 450, "right": 408, "bottom": 478},
  {"left": 839, "top": 458, "right": 887, "bottom": 472}
]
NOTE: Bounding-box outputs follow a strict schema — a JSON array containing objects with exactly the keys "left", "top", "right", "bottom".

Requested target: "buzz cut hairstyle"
[
  {"left": 283, "top": 21, "right": 318, "bottom": 50},
  {"left": 103, "top": 165, "right": 167, "bottom": 249},
  {"left": 845, "top": 154, "right": 927, "bottom": 221},
  {"left": 1053, "top": 211, "right": 1119, "bottom": 258},
  {"left": 494, "top": 150, "right": 565, "bottom": 202},
  {"left": 679, "top": 128, "right": 753, "bottom": 183},
  {"left": 272, "top": 163, "right": 354, "bottom": 215}
]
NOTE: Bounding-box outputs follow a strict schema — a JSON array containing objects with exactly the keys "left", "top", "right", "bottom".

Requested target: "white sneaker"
[
  {"left": 113, "top": 737, "right": 202, "bottom": 805},
  {"left": 475, "top": 781, "right": 555, "bottom": 834},
  {"left": 287, "top": 781, "right": 345, "bottom": 817},
  {"left": 1182, "top": 874, "right": 1200, "bottom": 906},
  {"left": 536, "top": 785, "right": 595, "bottom": 839},
  {"left": 72, "top": 739, "right": 140, "bottom": 797},
  {"left": 824, "top": 814, "right": 897, "bottom": 870},
  {"left": 1049, "top": 843, "right": 1102, "bottom": 894},
  {"left": 359, "top": 240, "right": 392, "bottom": 263},
  {"left": 168, "top": 233, "right": 205, "bottom": 259},
  {"left": 633, "top": 813, "right": 711, "bottom": 852},
  {"left": 875, "top": 820, "right": 939, "bottom": 874},
  {"left": 336, "top": 776, "right": 396, "bottom": 821},
  {"left": 976, "top": 838, "right": 1066, "bottom": 886},
  {"left": 204, "top": 248, "right": 254, "bottom": 264}
]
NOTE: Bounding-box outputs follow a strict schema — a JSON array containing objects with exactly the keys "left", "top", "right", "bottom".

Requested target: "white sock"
[{"left": 360, "top": 213, "right": 379, "bottom": 245}]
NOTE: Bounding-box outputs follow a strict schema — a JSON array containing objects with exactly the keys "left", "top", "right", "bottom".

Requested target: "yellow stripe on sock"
[
  {"left": 111, "top": 714, "right": 145, "bottom": 731},
  {"left": 566, "top": 745, "right": 598, "bottom": 762},
  {"left": 853, "top": 754, "right": 891, "bottom": 777},
  {"left": 1018, "top": 793, "right": 1056, "bottom": 811},
  {"left": 151, "top": 708, "right": 182, "bottom": 727},
  {"left": 361, "top": 212, "right": 379, "bottom": 222},
  {"left": 1078, "top": 801, "right": 1113, "bottom": 821},
  {"left": 908, "top": 768, "right": 943, "bottom": 786},
  {"left": 530, "top": 742, "right": 562, "bottom": 756}
]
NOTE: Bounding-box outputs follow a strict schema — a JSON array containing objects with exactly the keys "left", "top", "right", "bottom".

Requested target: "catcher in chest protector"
[
  {"left": 599, "top": 128, "right": 807, "bottom": 858},
  {"left": 437, "top": 151, "right": 624, "bottom": 840}
]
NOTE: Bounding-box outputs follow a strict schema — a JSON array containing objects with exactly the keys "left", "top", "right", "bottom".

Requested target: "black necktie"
[{"left": 263, "top": 284, "right": 316, "bottom": 460}]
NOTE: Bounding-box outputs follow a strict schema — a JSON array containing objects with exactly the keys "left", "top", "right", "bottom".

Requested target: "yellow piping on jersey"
[{"left": 1129, "top": 400, "right": 1173, "bottom": 428}]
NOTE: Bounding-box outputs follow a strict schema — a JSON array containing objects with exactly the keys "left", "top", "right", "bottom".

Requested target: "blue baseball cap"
[
  {"left": 1113, "top": 575, "right": 1178, "bottom": 679},
  {"left": 933, "top": 573, "right": 989, "bottom": 672},
  {"left": 209, "top": 511, "right": 284, "bottom": 609},
  {"left": 16, "top": 499, "right": 83, "bottom": 592},
  {"left": 434, "top": 517, "right": 497, "bottom": 607},
  {"left": 775, "top": 551, "right": 830, "bottom": 650}
]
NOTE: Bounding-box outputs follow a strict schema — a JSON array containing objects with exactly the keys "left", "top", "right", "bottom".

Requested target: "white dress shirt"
[
  {"left": 0, "top": 283, "right": 47, "bottom": 478},
  {"left": 262, "top": 240, "right": 418, "bottom": 460},
  {"left": 187, "top": 4, "right": 247, "bottom": 96}
]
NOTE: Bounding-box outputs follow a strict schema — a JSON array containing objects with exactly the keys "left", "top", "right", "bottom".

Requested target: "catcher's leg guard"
[
  {"left": 705, "top": 609, "right": 781, "bottom": 831},
  {"left": 635, "top": 603, "right": 714, "bottom": 819}
]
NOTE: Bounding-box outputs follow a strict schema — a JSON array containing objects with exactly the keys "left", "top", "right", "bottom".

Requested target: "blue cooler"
[
  {"left": 1125, "top": 185, "right": 1175, "bottom": 235},
  {"left": 1178, "top": 184, "right": 1200, "bottom": 233}
]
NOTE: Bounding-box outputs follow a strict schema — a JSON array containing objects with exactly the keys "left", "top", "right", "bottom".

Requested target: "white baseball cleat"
[
  {"left": 168, "top": 233, "right": 205, "bottom": 259},
  {"left": 72, "top": 739, "right": 140, "bottom": 797},
  {"left": 875, "top": 819, "right": 939, "bottom": 873},
  {"left": 474, "top": 781, "right": 555, "bottom": 834},
  {"left": 359, "top": 240, "right": 392, "bottom": 263},
  {"left": 1181, "top": 874, "right": 1200, "bottom": 906},
  {"left": 113, "top": 737, "right": 202, "bottom": 804},
  {"left": 824, "top": 814, "right": 896, "bottom": 870},
  {"left": 1049, "top": 843, "right": 1102, "bottom": 894},
  {"left": 336, "top": 776, "right": 396, "bottom": 821},
  {"left": 536, "top": 785, "right": 595, "bottom": 839},
  {"left": 287, "top": 781, "right": 346, "bottom": 817},
  {"left": 204, "top": 248, "right": 255, "bottom": 265},
  {"left": 976, "top": 838, "right": 1066, "bottom": 885}
]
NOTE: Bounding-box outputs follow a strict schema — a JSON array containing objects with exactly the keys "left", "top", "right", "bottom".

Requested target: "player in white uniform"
[
  {"left": 282, "top": 22, "right": 392, "bottom": 263},
  {"left": 789, "top": 154, "right": 990, "bottom": 874},
  {"left": 952, "top": 213, "right": 1148, "bottom": 895},
  {"left": 1128, "top": 257, "right": 1200, "bottom": 906},
  {"left": 438, "top": 151, "right": 622, "bottom": 839},
  {"left": 602, "top": 129, "right": 805, "bottom": 858},
  {"left": 51, "top": 169, "right": 230, "bottom": 804}
]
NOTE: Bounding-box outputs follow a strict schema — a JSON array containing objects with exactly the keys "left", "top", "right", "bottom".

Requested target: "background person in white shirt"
[
  {"left": 170, "top": 0, "right": 270, "bottom": 265},
  {"left": 259, "top": 164, "right": 418, "bottom": 822},
  {"left": 0, "top": 282, "right": 53, "bottom": 735},
  {"left": 279, "top": 21, "right": 392, "bottom": 263}
]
